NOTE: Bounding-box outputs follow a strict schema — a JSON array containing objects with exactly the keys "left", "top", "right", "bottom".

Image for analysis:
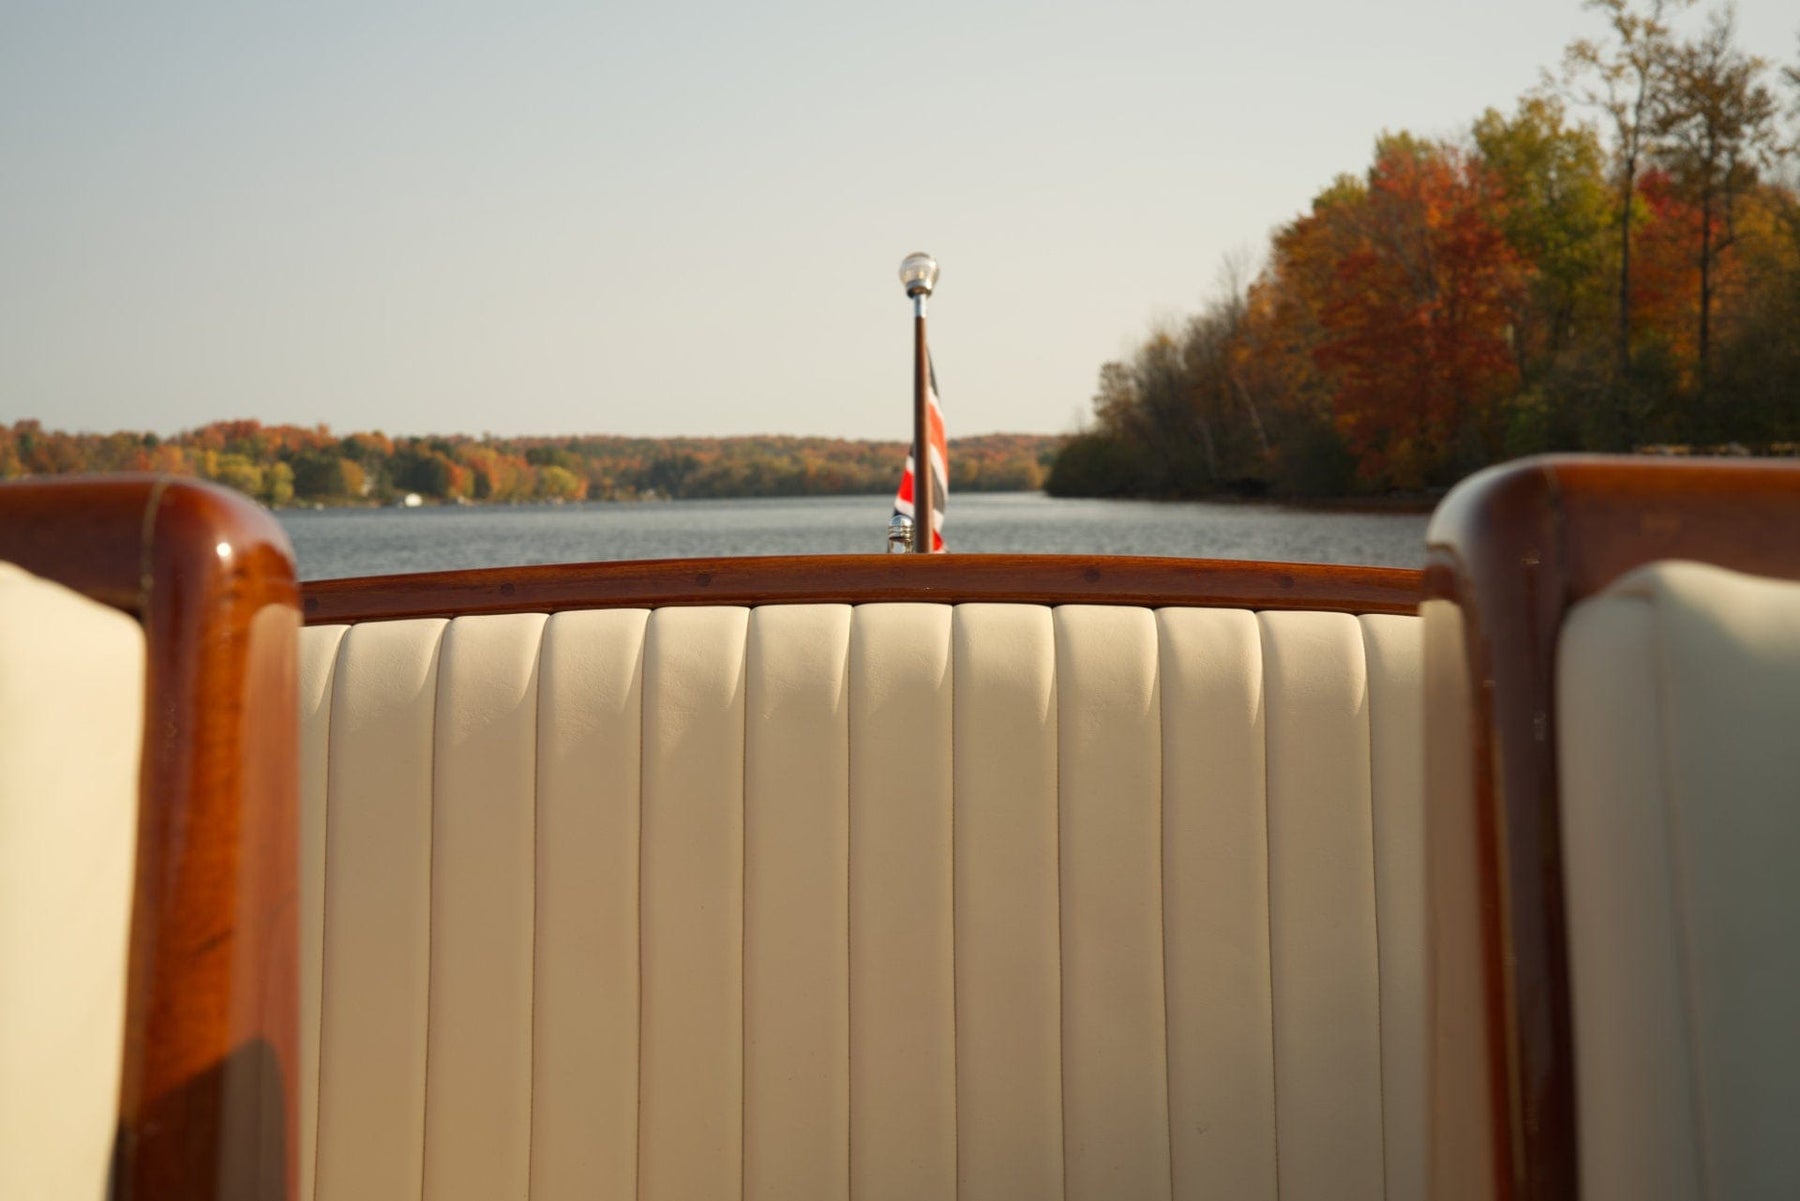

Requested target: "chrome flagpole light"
[{"left": 899, "top": 252, "right": 939, "bottom": 553}]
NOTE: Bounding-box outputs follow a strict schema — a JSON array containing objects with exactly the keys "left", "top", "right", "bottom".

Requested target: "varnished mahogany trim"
[
  {"left": 0, "top": 474, "right": 300, "bottom": 1201},
  {"left": 1422, "top": 454, "right": 1800, "bottom": 1201},
  {"left": 301, "top": 554, "right": 1423, "bottom": 623}
]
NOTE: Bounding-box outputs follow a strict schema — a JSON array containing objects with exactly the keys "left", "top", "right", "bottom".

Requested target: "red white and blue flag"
[{"left": 893, "top": 356, "right": 947, "bottom": 551}]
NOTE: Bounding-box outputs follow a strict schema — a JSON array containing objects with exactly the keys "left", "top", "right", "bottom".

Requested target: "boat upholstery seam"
[
  {"left": 1361, "top": 617, "right": 1392, "bottom": 1201},
  {"left": 1257, "top": 611, "right": 1283, "bottom": 1200},
  {"left": 418, "top": 618, "right": 448, "bottom": 1201},
  {"left": 947, "top": 606, "right": 960, "bottom": 1201},
  {"left": 525, "top": 618, "right": 544, "bottom": 1201},
  {"left": 740, "top": 607, "right": 749, "bottom": 1201},
  {"left": 1053, "top": 605, "right": 1068, "bottom": 1201},
  {"left": 633, "top": 613, "right": 647, "bottom": 1201},
  {"left": 308, "top": 625, "right": 350, "bottom": 1201},
  {"left": 842, "top": 607, "right": 854, "bottom": 1201},
  {"left": 1157, "top": 612, "right": 1177, "bottom": 1201}
]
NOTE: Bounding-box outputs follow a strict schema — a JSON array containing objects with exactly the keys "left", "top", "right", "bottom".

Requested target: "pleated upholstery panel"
[
  {"left": 296, "top": 623, "right": 347, "bottom": 1201},
  {"left": 300, "top": 604, "right": 1423, "bottom": 1201},
  {"left": 423, "top": 613, "right": 545, "bottom": 1201},
  {"left": 310, "top": 618, "right": 443, "bottom": 1201},
  {"left": 952, "top": 605, "right": 1065, "bottom": 1201},
  {"left": 1158, "top": 607, "right": 1275, "bottom": 1197},
  {"left": 848, "top": 605, "right": 956, "bottom": 1201},
  {"left": 0, "top": 563, "right": 143, "bottom": 1201},
  {"left": 533, "top": 609, "right": 647, "bottom": 1199},
  {"left": 639, "top": 606, "right": 749, "bottom": 1201},
  {"left": 1056, "top": 607, "right": 1170, "bottom": 1200},
  {"left": 1559, "top": 564, "right": 1800, "bottom": 1201},
  {"left": 1262, "top": 612, "right": 1385, "bottom": 1200},
  {"left": 1362, "top": 615, "right": 1426, "bottom": 1201},
  {"left": 744, "top": 605, "right": 852, "bottom": 1201}
]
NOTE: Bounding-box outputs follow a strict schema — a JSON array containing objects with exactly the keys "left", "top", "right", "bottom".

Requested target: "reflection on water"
[{"left": 278, "top": 491, "right": 1429, "bottom": 581}]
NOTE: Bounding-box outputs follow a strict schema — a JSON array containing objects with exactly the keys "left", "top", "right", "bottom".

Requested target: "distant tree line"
[
  {"left": 0, "top": 419, "right": 1058, "bottom": 506},
  {"left": 1049, "top": 0, "right": 1800, "bottom": 499}
]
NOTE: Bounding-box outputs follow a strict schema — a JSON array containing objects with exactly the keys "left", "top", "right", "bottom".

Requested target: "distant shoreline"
[
  {"left": 272, "top": 488, "right": 1440, "bottom": 516},
  {"left": 1, "top": 422, "right": 1062, "bottom": 509}
]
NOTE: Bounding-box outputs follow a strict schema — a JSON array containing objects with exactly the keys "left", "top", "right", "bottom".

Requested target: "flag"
[{"left": 892, "top": 356, "right": 947, "bottom": 551}]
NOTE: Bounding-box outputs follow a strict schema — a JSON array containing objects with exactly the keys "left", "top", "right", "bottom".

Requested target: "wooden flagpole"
[{"left": 912, "top": 294, "right": 933, "bottom": 553}]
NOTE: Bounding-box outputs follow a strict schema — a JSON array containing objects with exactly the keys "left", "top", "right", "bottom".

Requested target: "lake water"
[{"left": 278, "top": 492, "right": 1431, "bottom": 581}]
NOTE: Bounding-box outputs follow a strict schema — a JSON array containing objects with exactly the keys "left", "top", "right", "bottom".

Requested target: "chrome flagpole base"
[{"left": 887, "top": 513, "right": 915, "bottom": 553}]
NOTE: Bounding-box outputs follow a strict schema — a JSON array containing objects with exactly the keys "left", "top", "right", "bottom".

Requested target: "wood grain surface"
[{"left": 302, "top": 552, "right": 1423, "bottom": 623}]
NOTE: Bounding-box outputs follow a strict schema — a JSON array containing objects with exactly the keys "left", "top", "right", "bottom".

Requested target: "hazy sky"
[{"left": 3, "top": 2, "right": 1795, "bottom": 439}]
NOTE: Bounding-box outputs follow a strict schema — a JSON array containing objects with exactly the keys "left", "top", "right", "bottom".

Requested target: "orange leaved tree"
[{"left": 1273, "top": 136, "right": 1527, "bottom": 490}]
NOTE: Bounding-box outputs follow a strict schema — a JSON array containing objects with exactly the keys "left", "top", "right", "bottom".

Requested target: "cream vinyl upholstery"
[
  {"left": 1558, "top": 562, "right": 1800, "bottom": 1201},
  {"left": 0, "top": 562, "right": 144, "bottom": 1201},
  {"left": 299, "top": 602, "right": 1424, "bottom": 1201}
]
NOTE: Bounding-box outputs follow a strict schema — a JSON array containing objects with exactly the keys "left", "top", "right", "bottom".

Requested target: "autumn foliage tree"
[
  {"left": 1301, "top": 138, "right": 1527, "bottom": 488},
  {"left": 1560, "top": 0, "right": 1693, "bottom": 387},
  {"left": 1652, "top": 7, "right": 1781, "bottom": 392},
  {"left": 1050, "top": 0, "right": 1800, "bottom": 500}
]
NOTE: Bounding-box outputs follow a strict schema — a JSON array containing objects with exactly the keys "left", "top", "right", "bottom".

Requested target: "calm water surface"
[{"left": 278, "top": 492, "right": 1429, "bottom": 581}]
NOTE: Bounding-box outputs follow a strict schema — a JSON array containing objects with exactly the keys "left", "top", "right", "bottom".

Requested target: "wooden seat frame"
[
  {"left": 2, "top": 471, "right": 1439, "bottom": 1200},
  {"left": 1423, "top": 454, "right": 1800, "bottom": 1201},
  {"left": 0, "top": 475, "right": 300, "bottom": 1201}
]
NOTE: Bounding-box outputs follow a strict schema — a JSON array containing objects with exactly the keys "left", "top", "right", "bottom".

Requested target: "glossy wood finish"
[
  {"left": 301, "top": 553, "right": 1424, "bottom": 624},
  {"left": 912, "top": 310, "right": 933, "bottom": 552},
  {"left": 1422, "top": 454, "right": 1800, "bottom": 1201},
  {"left": 0, "top": 475, "right": 301, "bottom": 1201}
]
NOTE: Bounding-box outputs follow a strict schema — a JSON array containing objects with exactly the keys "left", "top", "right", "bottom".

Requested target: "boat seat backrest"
[
  {"left": 0, "top": 561, "right": 144, "bottom": 1200},
  {"left": 298, "top": 601, "right": 1424, "bottom": 1201},
  {"left": 1557, "top": 562, "right": 1800, "bottom": 1201}
]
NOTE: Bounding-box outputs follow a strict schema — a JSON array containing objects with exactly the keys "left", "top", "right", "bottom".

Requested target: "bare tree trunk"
[
  {"left": 1615, "top": 153, "right": 1636, "bottom": 445},
  {"left": 1698, "top": 180, "right": 1713, "bottom": 395},
  {"left": 1194, "top": 405, "right": 1218, "bottom": 480},
  {"left": 1231, "top": 373, "right": 1272, "bottom": 456},
  {"left": 1617, "top": 157, "right": 1634, "bottom": 378}
]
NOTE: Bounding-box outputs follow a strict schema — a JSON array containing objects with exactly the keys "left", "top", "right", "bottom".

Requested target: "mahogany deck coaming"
[
  {"left": 301, "top": 553, "right": 1425, "bottom": 624},
  {"left": 1423, "top": 455, "right": 1800, "bottom": 1201}
]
